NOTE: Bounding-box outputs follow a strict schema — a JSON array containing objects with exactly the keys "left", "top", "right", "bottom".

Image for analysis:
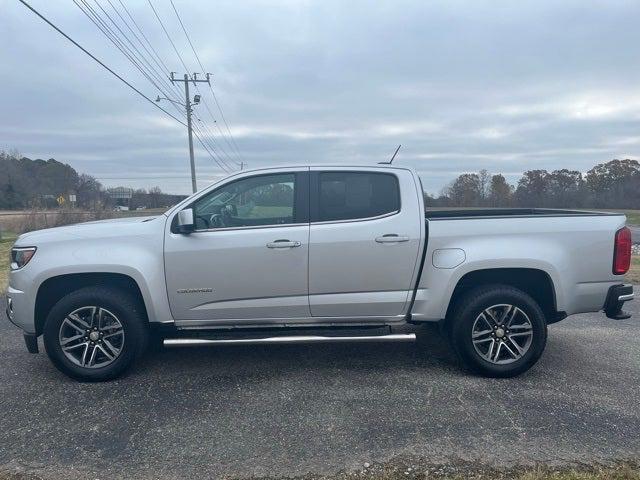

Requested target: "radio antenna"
[{"left": 379, "top": 144, "right": 401, "bottom": 165}]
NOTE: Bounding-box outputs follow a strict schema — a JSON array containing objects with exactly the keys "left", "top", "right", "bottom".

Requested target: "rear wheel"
[
  {"left": 448, "top": 285, "right": 547, "bottom": 377},
  {"left": 43, "top": 286, "right": 148, "bottom": 381}
]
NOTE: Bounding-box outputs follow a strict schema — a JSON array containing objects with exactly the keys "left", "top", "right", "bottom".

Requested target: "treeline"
[
  {"left": 426, "top": 158, "right": 640, "bottom": 209},
  {"left": 129, "top": 187, "right": 187, "bottom": 210},
  {"left": 0, "top": 150, "right": 183, "bottom": 210},
  {"left": 3, "top": 150, "right": 639, "bottom": 211}
]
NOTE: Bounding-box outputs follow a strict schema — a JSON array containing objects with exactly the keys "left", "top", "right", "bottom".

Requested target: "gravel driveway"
[{"left": 0, "top": 294, "right": 638, "bottom": 479}]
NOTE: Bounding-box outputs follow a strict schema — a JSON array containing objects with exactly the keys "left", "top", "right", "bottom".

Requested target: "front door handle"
[
  {"left": 375, "top": 234, "right": 410, "bottom": 243},
  {"left": 267, "top": 239, "right": 301, "bottom": 248}
]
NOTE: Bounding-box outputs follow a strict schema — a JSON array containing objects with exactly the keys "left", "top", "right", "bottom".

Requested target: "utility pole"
[
  {"left": 168, "top": 72, "right": 210, "bottom": 193},
  {"left": 238, "top": 161, "right": 245, "bottom": 170}
]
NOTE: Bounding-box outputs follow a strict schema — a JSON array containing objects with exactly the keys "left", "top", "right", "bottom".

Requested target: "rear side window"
[{"left": 317, "top": 172, "right": 400, "bottom": 222}]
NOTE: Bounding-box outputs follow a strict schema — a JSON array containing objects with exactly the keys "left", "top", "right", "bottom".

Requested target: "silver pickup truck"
[{"left": 5, "top": 165, "right": 634, "bottom": 381}]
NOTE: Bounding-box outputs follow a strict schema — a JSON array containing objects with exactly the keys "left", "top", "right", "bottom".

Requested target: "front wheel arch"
[{"left": 35, "top": 273, "right": 148, "bottom": 336}]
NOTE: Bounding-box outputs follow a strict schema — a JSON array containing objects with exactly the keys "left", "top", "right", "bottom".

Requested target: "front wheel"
[
  {"left": 448, "top": 285, "right": 547, "bottom": 378},
  {"left": 43, "top": 286, "right": 148, "bottom": 381}
]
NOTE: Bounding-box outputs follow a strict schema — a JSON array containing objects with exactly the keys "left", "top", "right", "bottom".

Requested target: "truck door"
[
  {"left": 164, "top": 169, "right": 310, "bottom": 322},
  {"left": 308, "top": 168, "right": 423, "bottom": 318}
]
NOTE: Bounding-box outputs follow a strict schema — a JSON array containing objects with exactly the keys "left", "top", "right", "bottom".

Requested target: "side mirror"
[{"left": 177, "top": 208, "right": 195, "bottom": 234}]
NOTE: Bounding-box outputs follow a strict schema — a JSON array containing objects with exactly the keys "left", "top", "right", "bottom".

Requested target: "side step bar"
[{"left": 164, "top": 333, "right": 416, "bottom": 347}]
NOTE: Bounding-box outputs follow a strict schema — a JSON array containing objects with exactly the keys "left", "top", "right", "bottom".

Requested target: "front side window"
[
  {"left": 317, "top": 172, "right": 400, "bottom": 222},
  {"left": 193, "top": 173, "right": 296, "bottom": 230}
]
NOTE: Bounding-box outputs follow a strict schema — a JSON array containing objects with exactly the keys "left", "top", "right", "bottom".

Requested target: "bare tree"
[
  {"left": 446, "top": 173, "right": 482, "bottom": 207},
  {"left": 478, "top": 169, "right": 491, "bottom": 205},
  {"left": 515, "top": 170, "right": 550, "bottom": 207},
  {"left": 586, "top": 159, "right": 640, "bottom": 208},
  {"left": 488, "top": 174, "right": 513, "bottom": 207}
]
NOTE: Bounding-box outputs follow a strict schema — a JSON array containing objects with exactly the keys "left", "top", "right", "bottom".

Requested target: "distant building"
[
  {"left": 107, "top": 187, "right": 134, "bottom": 200},
  {"left": 107, "top": 187, "right": 133, "bottom": 208}
]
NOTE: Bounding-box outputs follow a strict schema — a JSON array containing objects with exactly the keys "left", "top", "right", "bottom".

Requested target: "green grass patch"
[
  {"left": 618, "top": 209, "right": 640, "bottom": 225},
  {"left": 596, "top": 208, "right": 640, "bottom": 225},
  {"left": 0, "top": 234, "right": 16, "bottom": 291},
  {"left": 628, "top": 256, "right": 640, "bottom": 284}
]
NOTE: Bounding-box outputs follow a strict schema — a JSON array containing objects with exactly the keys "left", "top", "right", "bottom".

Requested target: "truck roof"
[{"left": 227, "top": 163, "right": 415, "bottom": 175}]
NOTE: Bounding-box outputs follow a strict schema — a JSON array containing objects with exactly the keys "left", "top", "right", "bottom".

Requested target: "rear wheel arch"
[
  {"left": 445, "top": 268, "right": 560, "bottom": 323},
  {"left": 34, "top": 272, "right": 149, "bottom": 336}
]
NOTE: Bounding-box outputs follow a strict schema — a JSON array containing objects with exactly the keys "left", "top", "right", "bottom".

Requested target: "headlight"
[{"left": 10, "top": 247, "right": 37, "bottom": 270}]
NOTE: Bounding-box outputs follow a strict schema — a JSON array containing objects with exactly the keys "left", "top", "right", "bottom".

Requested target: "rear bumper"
[{"left": 604, "top": 284, "right": 634, "bottom": 320}]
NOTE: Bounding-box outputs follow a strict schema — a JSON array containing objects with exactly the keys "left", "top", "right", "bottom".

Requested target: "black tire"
[
  {"left": 147, "top": 330, "right": 165, "bottom": 353},
  {"left": 448, "top": 285, "right": 547, "bottom": 378},
  {"left": 43, "top": 286, "right": 148, "bottom": 381}
]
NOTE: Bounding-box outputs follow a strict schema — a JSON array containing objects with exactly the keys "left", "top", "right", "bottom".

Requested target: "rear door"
[{"left": 308, "top": 168, "right": 423, "bottom": 318}]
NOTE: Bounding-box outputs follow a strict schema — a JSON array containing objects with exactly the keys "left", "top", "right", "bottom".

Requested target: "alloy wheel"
[
  {"left": 58, "top": 306, "right": 125, "bottom": 368},
  {"left": 471, "top": 304, "right": 533, "bottom": 365}
]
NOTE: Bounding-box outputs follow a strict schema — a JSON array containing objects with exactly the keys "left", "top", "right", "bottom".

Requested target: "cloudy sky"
[{"left": 2, "top": 0, "right": 640, "bottom": 195}]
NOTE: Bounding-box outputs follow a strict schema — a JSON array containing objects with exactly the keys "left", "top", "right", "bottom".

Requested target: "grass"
[
  {"left": 628, "top": 255, "right": 640, "bottom": 284},
  {"left": 615, "top": 209, "right": 640, "bottom": 225},
  {"left": 0, "top": 233, "right": 16, "bottom": 291},
  {"left": 596, "top": 208, "right": 640, "bottom": 225}
]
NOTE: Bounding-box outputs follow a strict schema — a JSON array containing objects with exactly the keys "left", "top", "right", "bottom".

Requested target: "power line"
[
  {"left": 17, "top": 0, "right": 186, "bottom": 126},
  {"left": 205, "top": 83, "right": 244, "bottom": 161},
  {"left": 145, "top": 0, "right": 240, "bottom": 170},
  {"left": 91, "top": 0, "right": 180, "bottom": 101},
  {"left": 76, "top": 0, "right": 188, "bottom": 128},
  {"left": 168, "top": 0, "right": 244, "bottom": 161},
  {"left": 198, "top": 92, "right": 243, "bottom": 163},
  {"left": 74, "top": 1, "right": 231, "bottom": 180},
  {"left": 105, "top": 0, "right": 182, "bottom": 99},
  {"left": 114, "top": 0, "right": 183, "bottom": 101},
  {"left": 191, "top": 120, "right": 233, "bottom": 172},
  {"left": 75, "top": 0, "right": 196, "bottom": 134},
  {"left": 194, "top": 131, "right": 234, "bottom": 174},
  {"left": 146, "top": 0, "right": 190, "bottom": 73},
  {"left": 18, "top": 0, "right": 230, "bottom": 193},
  {"left": 73, "top": 0, "right": 181, "bottom": 106},
  {"left": 192, "top": 128, "right": 231, "bottom": 173},
  {"left": 195, "top": 117, "right": 237, "bottom": 166}
]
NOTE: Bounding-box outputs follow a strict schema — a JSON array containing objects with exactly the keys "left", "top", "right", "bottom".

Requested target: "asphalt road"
[
  {"left": 630, "top": 225, "right": 640, "bottom": 243},
  {"left": 1, "top": 295, "right": 639, "bottom": 480}
]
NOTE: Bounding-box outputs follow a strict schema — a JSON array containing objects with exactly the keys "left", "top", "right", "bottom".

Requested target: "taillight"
[{"left": 613, "top": 227, "right": 631, "bottom": 275}]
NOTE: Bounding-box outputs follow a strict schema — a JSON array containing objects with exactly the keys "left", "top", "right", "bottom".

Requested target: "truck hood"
[{"left": 15, "top": 216, "right": 163, "bottom": 246}]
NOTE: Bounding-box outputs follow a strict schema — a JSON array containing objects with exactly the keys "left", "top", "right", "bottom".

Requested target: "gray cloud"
[{"left": 1, "top": 0, "right": 639, "bottom": 194}]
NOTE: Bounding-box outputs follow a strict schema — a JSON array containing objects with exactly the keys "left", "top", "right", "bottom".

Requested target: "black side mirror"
[{"left": 177, "top": 208, "right": 195, "bottom": 234}]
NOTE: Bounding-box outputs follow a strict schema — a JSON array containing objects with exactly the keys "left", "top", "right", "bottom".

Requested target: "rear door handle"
[
  {"left": 375, "top": 234, "right": 410, "bottom": 243},
  {"left": 267, "top": 239, "right": 301, "bottom": 248}
]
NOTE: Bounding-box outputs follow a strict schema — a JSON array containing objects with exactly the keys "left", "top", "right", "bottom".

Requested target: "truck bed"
[{"left": 424, "top": 208, "right": 619, "bottom": 220}]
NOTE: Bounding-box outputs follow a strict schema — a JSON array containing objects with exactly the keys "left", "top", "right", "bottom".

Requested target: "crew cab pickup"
[{"left": 5, "top": 165, "right": 634, "bottom": 381}]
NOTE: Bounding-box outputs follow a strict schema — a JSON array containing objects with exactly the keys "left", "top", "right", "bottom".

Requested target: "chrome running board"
[{"left": 164, "top": 333, "right": 416, "bottom": 347}]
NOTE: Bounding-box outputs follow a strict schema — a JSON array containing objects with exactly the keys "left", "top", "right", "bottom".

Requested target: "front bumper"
[
  {"left": 5, "top": 290, "right": 19, "bottom": 328},
  {"left": 4, "top": 285, "right": 33, "bottom": 332},
  {"left": 604, "top": 284, "right": 634, "bottom": 320},
  {"left": 5, "top": 290, "right": 40, "bottom": 354}
]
